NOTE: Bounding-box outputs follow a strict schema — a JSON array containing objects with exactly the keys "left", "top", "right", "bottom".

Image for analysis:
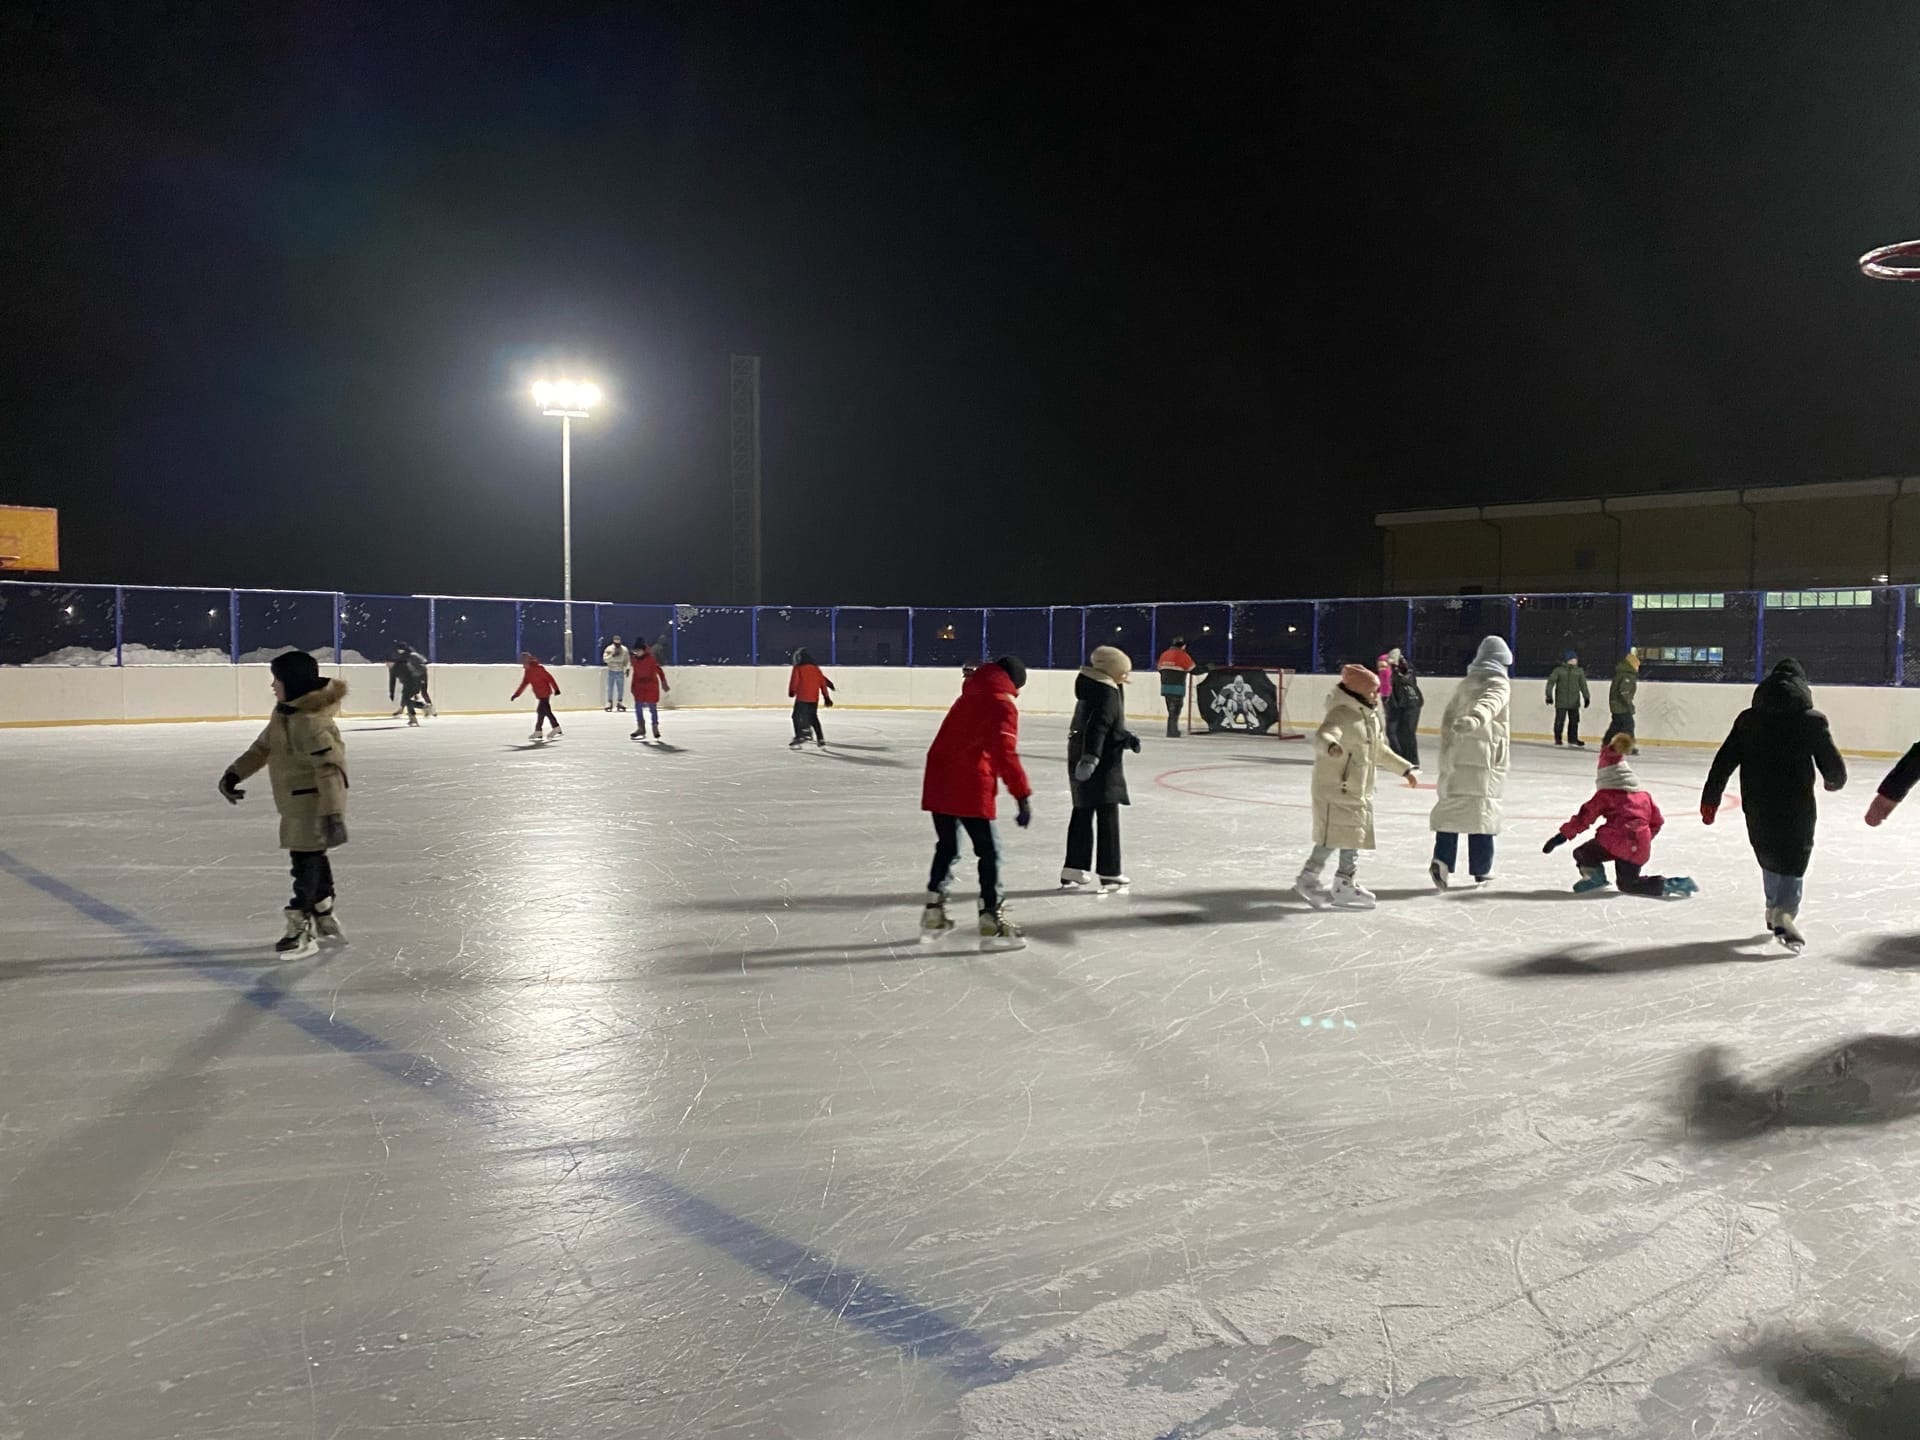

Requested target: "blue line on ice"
[{"left": 0, "top": 846, "right": 1013, "bottom": 1389}]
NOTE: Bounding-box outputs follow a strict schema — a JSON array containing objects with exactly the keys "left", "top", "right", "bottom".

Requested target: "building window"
[
  {"left": 1641, "top": 646, "right": 1726, "bottom": 665},
  {"left": 1762, "top": 589, "right": 1875, "bottom": 609},
  {"left": 1631, "top": 593, "right": 1725, "bottom": 610}
]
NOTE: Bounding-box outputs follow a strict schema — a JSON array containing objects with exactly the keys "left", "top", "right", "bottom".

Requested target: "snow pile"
[{"left": 26, "top": 644, "right": 372, "bottom": 667}]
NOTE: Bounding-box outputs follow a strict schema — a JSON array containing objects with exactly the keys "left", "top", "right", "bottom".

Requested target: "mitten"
[
  {"left": 1073, "top": 758, "right": 1097, "bottom": 783},
  {"left": 1867, "top": 793, "right": 1900, "bottom": 828},
  {"left": 1126, "top": 734, "right": 1142, "bottom": 754},
  {"left": 218, "top": 770, "right": 245, "bottom": 804},
  {"left": 1015, "top": 797, "right": 1033, "bottom": 829},
  {"left": 1542, "top": 833, "right": 1567, "bottom": 853},
  {"left": 1700, "top": 804, "right": 1717, "bottom": 826}
]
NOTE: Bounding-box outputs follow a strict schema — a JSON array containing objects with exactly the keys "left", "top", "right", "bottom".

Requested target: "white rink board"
[{"left": 4, "top": 707, "right": 1920, "bottom": 1437}]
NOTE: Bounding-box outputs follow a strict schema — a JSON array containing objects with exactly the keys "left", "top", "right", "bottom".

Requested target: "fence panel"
[
  {"left": 1761, "top": 588, "right": 1898, "bottom": 687},
  {"left": 1151, "top": 603, "right": 1232, "bottom": 667},
  {"left": 1084, "top": 605, "right": 1153, "bottom": 668},
  {"left": 1629, "top": 590, "right": 1754, "bottom": 684},
  {"left": 1509, "top": 594, "right": 1627, "bottom": 680},
  {"left": 1048, "top": 609, "right": 1084, "bottom": 670},
  {"left": 341, "top": 595, "right": 430, "bottom": 666},
  {"left": 433, "top": 598, "right": 517, "bottom": 665},
  {"left": 756, "top": 607, "right": 834, "bottom": 664},
  {"left": 1316, "top": 599, "right": 1412, "bottom": 675},
  {"left": 595, "top": 604, "right": 676, "bottom": 661},
  {"left": 514, "top": 601, "right": 572, "bottom": 665},
  {"left": 235, "top": 590, "right": 336, "bottom": 664},
  {"left": 0, "top": 583, "right": 117, "bottom": 665},
  {"left": 674, "top": 606, "right": 754, "bottom": 665},
  {"left": 833, "top": 608, "right": 908, "bottom": 666},
  {"left": 120, "top": 587, "right": 234, "bottom": 663},
  {"left": 984, "top": 607, "right": 1050, "bottom": 667},
  {"left": 1228, "top": 601, "right": 1315, "bottom": 670},
  {"left": 912, "top": 608, "right": 986, "bottom": 668}
]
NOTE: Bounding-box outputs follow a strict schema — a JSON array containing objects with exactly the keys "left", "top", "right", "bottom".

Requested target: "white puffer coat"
[
  {"left": 1311, "top": 685, "right": 1415, "bottom": 849},
  {"left": 1429, "top": 669, "right": 1512, "bottom": 835}
]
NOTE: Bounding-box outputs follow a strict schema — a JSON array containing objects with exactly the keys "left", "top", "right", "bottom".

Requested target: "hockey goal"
[{"left": 1176, "top": 666, "right": 1303, "bottom": 739}]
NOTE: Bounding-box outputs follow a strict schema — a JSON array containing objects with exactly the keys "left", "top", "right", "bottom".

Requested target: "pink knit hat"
[{"left": 1340, "top": 663, "right": 1380, "bottom": 698}]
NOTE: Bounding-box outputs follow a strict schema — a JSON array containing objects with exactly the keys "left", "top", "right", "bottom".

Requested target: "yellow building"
[{"left": 1376, "top": 479, "right": 1920, "bottom": 594}]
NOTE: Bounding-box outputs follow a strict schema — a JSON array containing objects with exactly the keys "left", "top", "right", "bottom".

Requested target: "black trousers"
[
  {"left": 1389, "top": 709, "right": 1420, "bottom": 767},
  {"left": 533, "top": 697, "right": 559, "bottom": 730},
  {"left": 288, "top": 850, "right": 335, "bottom": 913},
  {"left": 1163, "top": 692, "right": 1184, "bottom": 736},
  {"left": 929, "top": 813, "right": 1000, "bottom": 909},
  {"left": 1572, "top": 838, "right": 1664, "bottom": 897},
  {"left": 1064, "top": 804, "right": 1123, "bottom": 878},
  {"left": 396, "top": 682, "right": 424, "bottom": 719},
  {"left": 1554, "top": 706, "right": 1582, "bottom": 744},
  {"left": 1601, "top": 711, "right": 1635, "bottom": 747},
  {"left": 792, "top": 700, "right": 824, "bottom": 742}
]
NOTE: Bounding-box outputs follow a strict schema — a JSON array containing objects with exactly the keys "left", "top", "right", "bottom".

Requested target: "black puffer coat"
[
  {"left": 1702, "top": 658, "right": 1847, "bottom": 877},
  {"left": 1067, "top": 669, "right": 1135, "bottom": 807}
]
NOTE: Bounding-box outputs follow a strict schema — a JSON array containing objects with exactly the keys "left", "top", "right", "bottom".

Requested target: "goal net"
[{"left": 1179, "top": 666, "right": 1303, "bottom": 739}]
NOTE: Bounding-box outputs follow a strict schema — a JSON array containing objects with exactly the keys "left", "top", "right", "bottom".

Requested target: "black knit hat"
[
  {"left": 994, "top": 655, "right": 1028, "bottom": 689},
  {"left": 270, "top": 649, "right": 324, "bottom": 700}
]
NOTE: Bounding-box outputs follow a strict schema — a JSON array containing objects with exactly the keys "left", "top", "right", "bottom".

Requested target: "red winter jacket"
[
  {"left": 921, "top": 664, "right": 1032, "bottom": 819},
  {"left": 630, "top": 651, "right": 668, "bottom": 704},
  {"left": 789, "top": 662, "right": 834, "bottom": 705},
  {"left": 1558, "top": 788, "right": 1664, "bottom": 866},
  {"left": 512, "top": 659, "right": 561, "bottom": 701}
]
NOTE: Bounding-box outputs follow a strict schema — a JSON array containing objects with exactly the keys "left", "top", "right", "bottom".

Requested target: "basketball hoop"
[{"left": 1860, "top": 239, "right": 1920, "bottom": 280}]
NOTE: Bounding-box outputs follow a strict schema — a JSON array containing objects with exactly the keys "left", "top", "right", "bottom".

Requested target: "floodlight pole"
[{"left": 543, "top": 405, "right": 589, "bottom": 665}]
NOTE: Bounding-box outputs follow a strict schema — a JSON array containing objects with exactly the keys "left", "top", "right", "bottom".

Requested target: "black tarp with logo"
[{"left": 1194, "top": 667, "right": 1280, "bottom": 734}]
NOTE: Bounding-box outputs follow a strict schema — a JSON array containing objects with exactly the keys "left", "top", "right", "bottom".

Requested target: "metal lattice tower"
[{"left": 729, "top": 355, "right": 763, "bottom": 604}]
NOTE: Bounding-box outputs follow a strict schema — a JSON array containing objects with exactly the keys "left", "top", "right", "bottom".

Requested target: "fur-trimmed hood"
[{"left": 279, "top": 678, "right": 347, "bottom": 715}]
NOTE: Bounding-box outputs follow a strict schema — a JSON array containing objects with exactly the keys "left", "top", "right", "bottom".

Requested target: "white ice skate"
[
  {"left": 529, "top": 730, "right": 543, "bottom": 742},
  {"left": 274, "top": 908, "right": 317, "bottom": 960},
  {"left": 313, "top": 898, "right": 346, "bottom": 944},
  {"left": 977, "top": 905, "right": 1026, "bottom": 951},
  {"left": 1427, "top": 859, "right": 1449, "bottom": 892},
  {"left": 1770, "top": 908, "right": 1806, "bottom": 952},
  {"left": 1295, "top": 871, "right": 1333, "bottom": 909},
  {"left": 1097, "top": 874, "right": 1131, "bottom": 894},
  {"left": 1330, "top": 876, "right": 1376, "bottom": 909},
  {"left": 919, "top": 893, "right": 956, "bottom": 943},
  {"left": 1060, "top": 868, "right": 1091, "bottom": 888}
]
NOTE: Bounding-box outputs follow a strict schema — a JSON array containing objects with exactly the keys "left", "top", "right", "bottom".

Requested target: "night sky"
[{"left": 9, "top": 2, "right": 1920, "bottom": 605}]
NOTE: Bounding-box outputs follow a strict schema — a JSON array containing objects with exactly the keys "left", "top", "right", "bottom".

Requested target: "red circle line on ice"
[{"left": 1150, "top": 763, "right": 1739, "bottom": 820}]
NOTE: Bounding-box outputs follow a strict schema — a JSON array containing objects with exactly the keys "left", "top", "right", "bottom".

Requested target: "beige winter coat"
[
  {"left": 1311, "top": 685, "right": 1415, "bottom": 849},
  {"left": 1428, "top": 673, "right": 1511, "bottom": 835},
  {"left": 228, "top": 680, "right": 349, "bottom": 851}
]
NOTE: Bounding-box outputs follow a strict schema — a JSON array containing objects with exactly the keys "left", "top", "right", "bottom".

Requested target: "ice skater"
[
  {"left": 1603, "top": 649, "right": 1640, "bottom": 748},
  {"left": 920, "top": 656, "right": 1033, "bottom": 948},
  {"left": 1155, "top": 636, "right": 1197, "bottom": 737},
  {"left": 1063, "top": 645, "right": 1139, "bottom": 891},
  {"left": 602, "top": 634, "right": 631, "bottom": 712},
  {"left": 1543, "top": 738, "right": 1697, "bottom": 898},
  {"left": 1701, "top": 657, "right": 1846, "bottom": 950},
  {"left": 1385, "top": 650, "right": 1423, "bottom": 767},
  {"left": 388, "top": 642, "right": 430, "bottom": 725},
  {"left": 1545, "top": 649, "right": 1591, "bottom": 747},
  {"left": 628, "top": 637, "right": 669, "bottom": 740},
  {"left": 1296, "top": 663, "right": 1417, "bottom": 910},
  {"left": 217, "top": 650, "right": 350, "bottom": 958},
  {"left": 1429, "top": 635, "right": 1513, "bottom": 888},
  {"left": 1866, "top": 736, "right": 1920, "bottom": 828},
  {"left": 788, "top": 647, "right": 835, "bottom": 749},
  {"left": 512, "top": 651, "right": 563, "bottom": 740}
]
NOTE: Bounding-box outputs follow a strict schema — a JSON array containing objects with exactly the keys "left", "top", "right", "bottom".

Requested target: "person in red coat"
[
  {"left": 787, "top": 647, "right": 835, "bottom": 749},
  {"left": 920, "top": 656, "right": 1033, "bottom": 947},
  {"left": 1543, "top": 739, "right": 1694, "bottom": 898},
  {"left": 510, "top": 652, "right": 563, "bottom": 740},
  {"left": 628, "top": 638, "right": 670, "bottom": 741}
]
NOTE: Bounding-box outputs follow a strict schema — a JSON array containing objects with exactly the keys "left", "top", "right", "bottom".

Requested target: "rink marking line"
[{"left": 0, "top": 846, "right": 1014, "bottom": 1390}]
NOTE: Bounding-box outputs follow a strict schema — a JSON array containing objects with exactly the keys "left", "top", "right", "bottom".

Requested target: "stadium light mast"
[{"left": 531, "top": 380, "right": 601, "bottom": 665}]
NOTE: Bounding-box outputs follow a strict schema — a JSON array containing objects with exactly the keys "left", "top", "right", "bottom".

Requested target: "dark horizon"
[{"left": 9, "top": 2, "right": 1920, "bottom": 606}]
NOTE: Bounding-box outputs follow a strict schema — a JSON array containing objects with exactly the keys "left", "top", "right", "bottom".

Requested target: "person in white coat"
[
  {"left": 1297, "top": 664, "right": 1419, "bottom": 909},
  {"left": 1428, "top": 635, "right": 1513, "bottom": 887},
  {"left": 602, "top": 635, "right": 632, "bottom": 712}
]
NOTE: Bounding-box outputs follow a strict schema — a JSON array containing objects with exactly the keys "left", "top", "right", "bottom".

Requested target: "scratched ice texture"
[{"left": 4, "top": 705, "right": 1920, "bottom": 1439}]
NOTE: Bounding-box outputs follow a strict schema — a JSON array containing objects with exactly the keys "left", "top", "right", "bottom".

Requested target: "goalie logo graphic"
[{"left": 1196, "top": 667, "right": 1281, "bottom": 734}]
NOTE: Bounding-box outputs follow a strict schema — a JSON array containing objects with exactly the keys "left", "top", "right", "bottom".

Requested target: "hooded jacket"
[
  {"left": 388, "top": 648, "right": 428, "bottom": 699},
  {"left": 1558, "top": 749, "right": 1664, "bottom": 866},
  {"left": 1068, "top": 668, "right": 1134, "bottom": 807},
  {"left": 1374, "top": 653, "right": 1395, "bottom": 702},
  {"left": 512, "top": 658, "right": 561, "bottom": 700},
  {"left": 922, "top": 663, "right": 1032, "bottom": 819},
  {"left": 629, "top": 648, "right": 667, "bottom": 703},
  {"left": 1386, "top": 658, "right": 1423, "bottom": 716},
  {"left": 1429, "top": 636, "right": 1513, "bottom": 835},
  {"left": 1608, "top": 657, "right": 1639, "bottom": 716},
  {"left": 1701, "top": 658, "right": 1846, "bottom": 877},
  {"left": 1310, "top": 683, "right": 1414, "bottom": 849},
  {"left": 227, "top": 679, "right": 350, "bottom": 852},
  {"left": 1545, "top": 660, "right": 1590, "bottom": 709}
]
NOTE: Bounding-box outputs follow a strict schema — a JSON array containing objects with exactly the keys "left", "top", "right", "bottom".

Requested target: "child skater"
[
  {"left": 511, "top": 651, "right": 563, "bottom": 740},
  {"left": 920, "top": 656, "right": 1033, "bottom": 948},
  {"left": 217, "top": 650, "right": 350, "bottom": 958},
  {"left": 1063, "top": 645, "right": 1139, "bottom": 891},
  {"left": 1701, "top": 657, "right": 1846, "bottom": 950},
  {"left": 788, "top": 647, "right": 835, "bottom": 749},
  {"left": 628, "top": 636, "right": 670, "bottom": 740},
  {"left": 1543, "top": 738, "right": 1697, "bottom": 897},
  {"left": 1296, "top": 663, "right": 1418, "bottom": 909}
]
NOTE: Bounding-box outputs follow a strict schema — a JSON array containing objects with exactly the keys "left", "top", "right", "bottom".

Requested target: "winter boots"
[
  {"left": 274, "top": 908, "right": 317, "bottom": 959},
  {"left": 1573, "top": 865, "right": 1609, "bottom": 893}
]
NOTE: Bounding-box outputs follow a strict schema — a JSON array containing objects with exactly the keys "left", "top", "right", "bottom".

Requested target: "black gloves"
[
  {"left": 218, "top": 770, "right": 245, "bottom": 804},
  {"left": 1542, "top": 833, "right": 1567, "bottom": 853},
  {"left": 1073, "top": 758, "right": 1097, "bottom": 783},
  {"left": 1015, "top": 797, "right": 1033, "bottom": 829},
  {"left": 1126, "top": 734, "right": 1142, "bottom": 754},
  {"left": 823, "top": 693, "right": 834, "bottom": 708}
]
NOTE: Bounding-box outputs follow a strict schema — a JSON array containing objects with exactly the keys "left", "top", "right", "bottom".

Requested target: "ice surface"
[{"left": 4, "top": 707, "right": 1920, "bottom": 1438}]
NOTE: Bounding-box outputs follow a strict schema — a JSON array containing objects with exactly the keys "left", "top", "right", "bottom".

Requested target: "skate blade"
[
  {"left": 1296, "top": 890, "right": 1332, "bottom": 911},
  {"left": 919, "top": 927, "right": 955, "bottom": 945},
  {"left": 978, "top": 935, "right": 1027, "bottom": 952}
]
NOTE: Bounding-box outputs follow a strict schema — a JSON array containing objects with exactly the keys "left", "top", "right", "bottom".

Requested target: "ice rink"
[{"left": 7, "top": 702, "right": 1920, "bottom": 1438}]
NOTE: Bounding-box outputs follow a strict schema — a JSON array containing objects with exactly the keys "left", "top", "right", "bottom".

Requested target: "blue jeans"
[
  {"left": 1762, "top": 869, "right": 1804, "bottom": 916},
  {"left": 632, "top": 701, "right": 659, "bottom": 733},
  {"left": 1432, "top": 831, "right": 1495, "bottom": 879},
  {"left": 605, "top": 669, "right": 626, "bottom": 705}
]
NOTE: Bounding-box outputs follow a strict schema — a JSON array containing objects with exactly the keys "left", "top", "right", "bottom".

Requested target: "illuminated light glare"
[
  {"left": 207, "top": 609, "right": 217, "bottom": 618},
  {"left": 532, "top": 379, "right": 601, "bottom": 411}
]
